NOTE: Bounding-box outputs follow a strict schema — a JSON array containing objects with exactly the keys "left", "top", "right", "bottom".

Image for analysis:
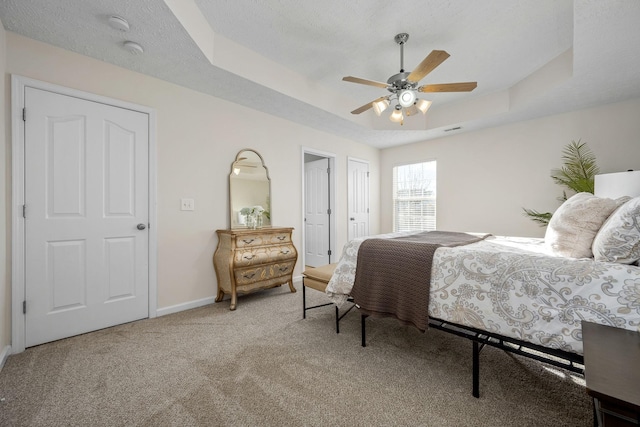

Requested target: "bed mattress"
[{"left": 326, "top": 232, "right": 640, "bottom": 354}]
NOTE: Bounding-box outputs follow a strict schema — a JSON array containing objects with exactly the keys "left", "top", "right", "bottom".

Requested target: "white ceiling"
[{"left": 1, "top": 0, "right": 639, "bottom": 148}]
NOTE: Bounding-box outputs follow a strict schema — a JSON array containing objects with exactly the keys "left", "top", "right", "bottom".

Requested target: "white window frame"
[{"left": 393, "top": 160, "right": 437, "bottom": 232}]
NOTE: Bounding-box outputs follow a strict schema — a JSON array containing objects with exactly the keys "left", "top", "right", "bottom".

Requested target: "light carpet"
[{"left": 0, "top": 283, "right": 591, "bottom": 426}]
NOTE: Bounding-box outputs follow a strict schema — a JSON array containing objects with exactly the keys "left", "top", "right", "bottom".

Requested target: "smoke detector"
[
  {"left": 123, "top": 41, "right": 144, "bottom": 55},
  {"left": 107, "top": 15, "right": 130, "bottom": 32}
]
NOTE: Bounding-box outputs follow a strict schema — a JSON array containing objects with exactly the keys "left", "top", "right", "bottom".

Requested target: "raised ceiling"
[{"left": 1, "top": 0, "right": 639, "bottom": 148}]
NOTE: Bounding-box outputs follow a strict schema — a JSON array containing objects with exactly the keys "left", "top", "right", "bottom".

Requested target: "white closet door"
[
  {"left": 348, "top": 158, "right": 370, "bottom": 240},
  {"left": 304, "top": 158, "right": 330, "bottom": 267},
  {"left": 24, "top": 87, "right": 149, "bottom": 347}
]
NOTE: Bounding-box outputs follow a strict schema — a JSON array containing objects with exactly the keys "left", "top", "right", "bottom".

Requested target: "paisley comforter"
[{"left": 326, "top": 233, "right": 640, "bottom": 354}]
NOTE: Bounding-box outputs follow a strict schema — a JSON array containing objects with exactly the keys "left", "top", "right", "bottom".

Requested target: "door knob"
[
  {"left": 350, "top": 217, "right": 355, "bottom": 221},
  {"left": 137, "top": 223, "right": 147, "bottom": 230}
]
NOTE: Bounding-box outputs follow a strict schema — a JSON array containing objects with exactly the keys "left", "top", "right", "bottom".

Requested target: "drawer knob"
[
  {"left": 243, "top": 254, "right": 254, "bottom": 260},
  {"left": 277, "top": 236, "right": 286, "bottom": 241},
  {"left": 279, "top": 266, "right": 289, "bottom": 272},
  {"left": 243, "top": 272, "right": 256, "bottom": 279},
  {"left": 280, "top": 249, "right": 290, "bottom": 254},
  {"left": 242, "top": 238, "right": 255, "bottom": 244}
]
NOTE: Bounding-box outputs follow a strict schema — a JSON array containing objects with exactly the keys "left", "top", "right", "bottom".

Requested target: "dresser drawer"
[
  {"left": 234, "top": 260, "right": 296, "bottom": 286},
  {"left": 234, "top": 244, "right": 296, "bottom": 267},
  {"left": 235, "top": 234, "right": 266, "bottom": 248},
  {"left": 265, "top": 232, "right": 292, "bottom": 245}
]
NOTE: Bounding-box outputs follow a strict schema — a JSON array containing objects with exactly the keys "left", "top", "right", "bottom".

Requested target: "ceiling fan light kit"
[
  {"left": 390, "top": 105, "right": 404, "bottom": 124},
  {"left": 372, "top": 98, "right": 390, "bottom": 116},
  {"left": 343, "top": 33, "right": 476, "bottom": 125}
]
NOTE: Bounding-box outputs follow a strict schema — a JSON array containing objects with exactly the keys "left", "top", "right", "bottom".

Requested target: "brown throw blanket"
[{"left": 350, "top": 231, "right": 490, "bottom": 331}]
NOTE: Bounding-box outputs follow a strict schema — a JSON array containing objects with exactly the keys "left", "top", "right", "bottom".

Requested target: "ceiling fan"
[{"left": 343, "top": 33, "right": 477, "bottom": 125}]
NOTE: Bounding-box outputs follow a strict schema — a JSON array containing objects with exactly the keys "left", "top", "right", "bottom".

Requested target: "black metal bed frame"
[{"left": 360, "top": 313, "right": 585, "bottom": 398}]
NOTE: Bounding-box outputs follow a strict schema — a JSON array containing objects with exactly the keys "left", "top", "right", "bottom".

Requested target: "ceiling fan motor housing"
[{"left": 387, "top": 72, "right": 416, "bottom": 91}]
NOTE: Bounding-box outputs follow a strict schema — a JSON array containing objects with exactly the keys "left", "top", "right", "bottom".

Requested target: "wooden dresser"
[{"left": 214, "top": 227, "right": 297, "bottom": 310}]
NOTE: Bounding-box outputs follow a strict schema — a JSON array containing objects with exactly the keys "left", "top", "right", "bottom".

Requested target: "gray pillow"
[{"left": 592, "top": 197, "right": 640, "bottom": 264}]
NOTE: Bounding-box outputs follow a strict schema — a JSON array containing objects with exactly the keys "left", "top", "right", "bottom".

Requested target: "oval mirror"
[{"left": 229, "top": 149, "right": 271, "bottom": 228}]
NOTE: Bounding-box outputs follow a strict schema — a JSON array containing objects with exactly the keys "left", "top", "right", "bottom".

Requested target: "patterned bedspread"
[{"left": 326, "top": 232, "right": 640, "bottom": 354}]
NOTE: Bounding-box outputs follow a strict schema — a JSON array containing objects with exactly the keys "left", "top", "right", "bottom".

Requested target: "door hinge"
[
  {"left": 367, "top": 171, "right": 370, "bottom": 178},
  {"left": 327, "top": 167, "right": 330, "bottom": 174},
  {"left": 327, "top": 208, "right": 331, "bottom": 215},
  {"left": 328, "top": 250, "right": 332, "bottom": 256},
  {"left": 22, "top": 108, "right": 26, "bottom": 122},
  {"left": 367, "top": 208, "right": 370, "bottom": 213},
  {"left": 22, "top": 204, "right": 26, "bottom": 218},
  {"left": 23, "top": 300, "right": 26, "bottom": 314}
]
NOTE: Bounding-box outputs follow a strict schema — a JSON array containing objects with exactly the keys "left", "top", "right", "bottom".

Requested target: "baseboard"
[
  {"left": 156, "top": 296, "right": 217, "bottom": 317},
  {"left": 158, "top": 277, "right": 305, "bottom": 318},
  {"left": 0, "top": 345, "right": 12, "bottom": 372}
]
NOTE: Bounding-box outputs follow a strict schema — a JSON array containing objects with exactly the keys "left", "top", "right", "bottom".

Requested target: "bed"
[{"left": 325, "top": 192, "right": 640, "bottom": 397}]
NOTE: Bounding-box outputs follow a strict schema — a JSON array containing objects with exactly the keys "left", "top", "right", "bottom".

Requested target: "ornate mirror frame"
[{"left": 229, "top": 149, "right": 271, "bottom": 229}]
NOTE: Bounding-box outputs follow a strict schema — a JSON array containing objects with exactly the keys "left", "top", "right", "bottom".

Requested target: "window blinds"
[{"left": 393, "top": 161, "right": 437, "bottom": 232}]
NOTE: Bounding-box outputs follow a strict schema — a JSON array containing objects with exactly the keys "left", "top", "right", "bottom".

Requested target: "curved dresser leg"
[
  {"left": 229, "top": 291, "right": 237, "bottom": 310},
  {"left": 288, "top": 279, "right": 297, "bottom": 293},
  {"left": 215, "top": 288, "right": 224, "bottom": 302}
]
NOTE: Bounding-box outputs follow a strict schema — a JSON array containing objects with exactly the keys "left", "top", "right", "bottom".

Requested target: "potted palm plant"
[{"left": 523, "top": 140, "right": 599, "bottom": 226}]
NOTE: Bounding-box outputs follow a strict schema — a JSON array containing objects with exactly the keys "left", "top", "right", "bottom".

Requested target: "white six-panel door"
[
  {"left": 304, "top": 158, "right": 330, "bottom": 267},
  {"left": 347, "top": 158, "right": 370, "bottom": 240},
  {"left": 24, "top": 87, "right": 150, "bottom": 347}
]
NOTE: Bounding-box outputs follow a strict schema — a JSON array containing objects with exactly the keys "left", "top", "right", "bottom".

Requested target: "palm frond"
[
  {"left": 522, "top": 208, "right": 552, "bottom": 226},
  {"left": 550, "top": 140, "right": 599, "bottom": 194}
]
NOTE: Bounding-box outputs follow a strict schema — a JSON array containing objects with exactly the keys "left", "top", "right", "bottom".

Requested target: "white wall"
[
  {"left": 2, "top": 33, "right": 380, "bottom": 320},
  {"left": 380, "top": 98, "right": 640, "bottom": 237}
]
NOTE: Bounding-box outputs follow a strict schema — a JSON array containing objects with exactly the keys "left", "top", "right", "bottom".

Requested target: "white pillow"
[
  {"left": 592, "top": 197, "right": 640, "bottom": 264},
  {"left": 544, "top": 192, "right": 620, "bottom": 258}
]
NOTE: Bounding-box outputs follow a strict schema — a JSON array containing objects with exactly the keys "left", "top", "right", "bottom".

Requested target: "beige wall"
[
  {"left": 380, "top": 98, "right": 640, "bottom": 237},
  {"left": 0, "top": 24, "right": 8, "bottom": 355},
  {"left": 2, "top": 32, "right": 380, "bottom": 322}
]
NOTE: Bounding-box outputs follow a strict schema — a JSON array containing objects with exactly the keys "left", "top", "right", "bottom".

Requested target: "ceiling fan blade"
[
  {"left": 350, "top": 96, "right": 388, "bottom": 115},
  {"left": 342, "top": 76, "right": 389, "bottom": 89},
  {"left": 418, "top": 82, "right": 478, "bottom": 93},
  {"left": 407, "top": 50, "right": 450, "bottom": 83},
  {"left": 418, "top": 82, "right": 478, "bottom": 92}
]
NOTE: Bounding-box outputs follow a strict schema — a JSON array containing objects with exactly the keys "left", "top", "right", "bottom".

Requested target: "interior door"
[
  {"left": 348, "top": 158, "right": 370, "bottom": 240},
  {"left": 24, "top": 87, "right": 150, "bottom": 347},
  {"left": 304, "top": 158, "right": 330, "bottom": 267}
]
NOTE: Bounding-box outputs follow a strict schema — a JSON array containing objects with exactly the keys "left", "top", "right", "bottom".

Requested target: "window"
[{"left": 393, "top": 161, "right": 436, "bottom": 232}]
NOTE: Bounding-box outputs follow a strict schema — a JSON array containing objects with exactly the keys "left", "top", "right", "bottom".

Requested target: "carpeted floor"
[{"left": 0, "top": 283, "right": 592, "bottom": 426}]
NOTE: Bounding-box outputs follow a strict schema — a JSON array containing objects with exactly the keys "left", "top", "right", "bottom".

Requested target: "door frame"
[
  {"left": 300, "top": 147, "right": 336, "bottom": 268},
  {"left": 10, "top": 75, "right": 158, "bottom": 353}
]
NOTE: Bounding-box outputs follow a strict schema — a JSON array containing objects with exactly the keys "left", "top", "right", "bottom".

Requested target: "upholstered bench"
[{"left": 302, "top": 263, "right": 355, "bottom": 333}]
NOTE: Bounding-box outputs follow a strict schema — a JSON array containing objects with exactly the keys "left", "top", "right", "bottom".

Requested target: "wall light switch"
[{"left": 181, "top": 198, "right": 195, "bottom": 211}]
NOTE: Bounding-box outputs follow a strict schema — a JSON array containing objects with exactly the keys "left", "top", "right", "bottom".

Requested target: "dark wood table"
[{"left": 582, "top": 321, "right": 640, "bottom": 426}]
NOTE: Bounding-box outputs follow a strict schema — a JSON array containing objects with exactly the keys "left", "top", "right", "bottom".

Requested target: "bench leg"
[{"left": 302, "top": 283, "right": 307, "bottom": 319}]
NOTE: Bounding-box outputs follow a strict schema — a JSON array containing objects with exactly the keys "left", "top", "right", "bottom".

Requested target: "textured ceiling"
[{"left": 1, "top": 0, "right": 640, "bottom": 148}]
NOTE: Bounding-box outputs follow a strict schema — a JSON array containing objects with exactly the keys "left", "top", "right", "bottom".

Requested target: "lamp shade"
[
  {"left": 594, "top": 171, "right": 640, "bottom": 198},
  {"left": 416, "top": 99, "right": 432, "bottom": 114},
  {"left": 372, "top": 98, "right": 390, "bottom": 116},
  {"left": 389, "top": 108, "right": 404, "bottom": 123},
  {"left": 404, "top": 105, "right": 419, "bottom": 116}
]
